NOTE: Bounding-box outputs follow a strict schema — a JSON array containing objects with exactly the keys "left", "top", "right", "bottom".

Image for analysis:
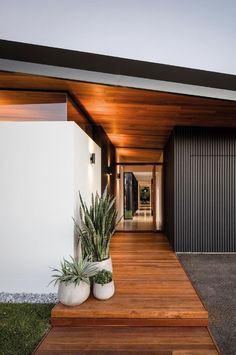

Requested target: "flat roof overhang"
[
  {"left": 1, "top": 39, "right": 236, "bottom": 101},
  {"left": 1, "top": 70, "right": 236, "bottom": 152},
  {"left": 1, "top": 40, "right": 236, "bottom": 155}
]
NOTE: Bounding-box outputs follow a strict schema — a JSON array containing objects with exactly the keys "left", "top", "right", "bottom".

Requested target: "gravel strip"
[
  {"left": 0, "top": 292, "right": 58, "bottom": 304},
  {"left": 179, "top": 254, "right": 236, "bottom": 355}
]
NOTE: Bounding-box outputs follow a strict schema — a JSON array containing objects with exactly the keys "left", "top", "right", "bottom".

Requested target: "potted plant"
[
  {"left": 50, "top": 256, "right": 98, "bottom": 306},
  {"left": 73, "top": 187, "right": 120, "bottom": 272},
  {"left": 93, "top": 269, "right": 115, "bottom": 300}
]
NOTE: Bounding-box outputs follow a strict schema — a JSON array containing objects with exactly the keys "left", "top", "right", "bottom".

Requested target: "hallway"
[
  {"left": 34, "top": 232, "right": 218, "bottom": 353},
  {"left": 118, "top": 208, "right": 154, "bottom": 231}
]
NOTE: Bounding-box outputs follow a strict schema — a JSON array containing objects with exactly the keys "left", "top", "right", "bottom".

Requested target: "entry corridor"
[
  {"left": 118, "top": 209, "right": 153, "bottom": 231},
  {"left": 34, "top": 233, "right": 219, "bottom": 354}
]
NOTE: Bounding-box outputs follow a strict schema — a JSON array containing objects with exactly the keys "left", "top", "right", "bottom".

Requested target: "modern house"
[
  {"left": 0, "top": 3, "right": 235, "bottom": 352},
  {"left": 1, "top": 40, "right": 236, "bottom": 289}
]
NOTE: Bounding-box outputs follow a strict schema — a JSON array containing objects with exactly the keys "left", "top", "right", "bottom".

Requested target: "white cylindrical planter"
[
  {"left": 58, "top": 281, "right": 90, "bottom": 306},
  {"left": 93, "top": 281, "right": 115, "bottom": 300},
  {"left": 93, "top": 257, "right": 113, "bottom": 272}
]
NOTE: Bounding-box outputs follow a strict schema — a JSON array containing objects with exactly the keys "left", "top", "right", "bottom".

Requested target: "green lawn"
[{"left": 0, "top": 303, "right": 55, "bottom": 355}]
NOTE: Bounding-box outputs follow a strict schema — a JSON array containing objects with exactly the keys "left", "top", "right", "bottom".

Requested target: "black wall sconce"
[
  {"left": 90, "top": 153, "right": 95, "bottom": 165},
  {"left": 117, "top": 173, "right": 121, "bottom": 179},
  {"left": 107, "top": 166, "right": 113, "bottom": 176}
]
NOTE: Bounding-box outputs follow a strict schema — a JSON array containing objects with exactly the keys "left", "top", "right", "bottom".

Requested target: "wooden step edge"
[
  {"left": 32, "top": 326, "right": 52, "bottom": 355},
  {"left": 207, "top": 327, "right": 221, "bottom": 355},
  {"left": 178, "top": 256, "right": 208, "bottom": 314},
  {"left": 51, "top": 317, "right": 208, "bottom": 327},
  {"left": 33, "top": 326, "right": 219, "bottom": 355}
]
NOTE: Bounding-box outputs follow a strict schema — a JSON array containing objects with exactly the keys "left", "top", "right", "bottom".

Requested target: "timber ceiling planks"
[{"left": 1, "top": 71, "right": 236, "bottom": 150}]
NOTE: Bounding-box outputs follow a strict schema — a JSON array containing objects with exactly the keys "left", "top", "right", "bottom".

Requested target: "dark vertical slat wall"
[{"left": 165, "top": 127, "right": 236, "bottom": 252}]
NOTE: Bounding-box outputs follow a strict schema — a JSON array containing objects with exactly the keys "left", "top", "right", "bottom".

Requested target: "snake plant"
[{"left": 74, "top": 186, "right": 120, "bottom": 262}]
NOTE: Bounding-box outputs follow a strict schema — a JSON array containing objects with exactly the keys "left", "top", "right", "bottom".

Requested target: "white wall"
[
  {"left": 73, "top": 123, "right": 101, "bottom": 208},
  {"left": 0, "top": 121, "right": 101, "bottom": 293},
  {"left": 0, "top": 0, "right": 236, "bottom": 75}
]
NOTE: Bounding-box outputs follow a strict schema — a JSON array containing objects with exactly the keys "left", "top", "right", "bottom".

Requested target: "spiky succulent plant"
[
  {"left": 73, "top": 186, "right": 120, "bottom": 262},
  {"left": 93, "top": 269, "right": 113, "bottom": 285},
  {"left": 50, "top": 256, "right": 98, "bottom": 286}
]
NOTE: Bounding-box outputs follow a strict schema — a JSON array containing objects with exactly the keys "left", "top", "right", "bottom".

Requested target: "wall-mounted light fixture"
[
  {"left": 107, "top": 166, "right": 113, "bottom": 176},
  {"left": 90, "top": 153, "right": 95, "bottom": 165},
  {"left": 117, "top": 173, "right": 121, "bottom": 179}
]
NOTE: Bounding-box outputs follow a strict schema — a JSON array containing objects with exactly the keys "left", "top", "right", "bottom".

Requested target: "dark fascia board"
[{"left": 1, "top": 39, "right": 236, "bottom": 91}]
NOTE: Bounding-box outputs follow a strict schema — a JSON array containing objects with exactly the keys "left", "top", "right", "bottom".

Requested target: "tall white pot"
[
  {"left": 92, "top": 257, "right": 113, "bottom": 272},
  {"left": 58, "top": 281, "right": 90, "bottom": 306}
]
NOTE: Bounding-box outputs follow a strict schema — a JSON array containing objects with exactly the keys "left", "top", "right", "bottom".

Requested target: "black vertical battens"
[{"left": 165, "top": 127, "right": 236, "bottom": 252}]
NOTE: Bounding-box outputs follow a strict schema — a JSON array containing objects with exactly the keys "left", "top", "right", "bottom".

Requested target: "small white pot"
[
  {"left": 58, "top": 281, "right": 90, "bottom": 306},
  {"left": 92, "top": 257, "right": 113, "bottom": 272},
  {"left": 93, "top": 280, "right": 115, "bottom": 300}
]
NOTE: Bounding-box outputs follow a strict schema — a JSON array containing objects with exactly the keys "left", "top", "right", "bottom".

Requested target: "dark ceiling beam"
[
  {"left": 67, "top": 91, "right": 96, "bottom": 127},
  {"left": 1, "top": 39, "right": 236, "bottom": 91}
]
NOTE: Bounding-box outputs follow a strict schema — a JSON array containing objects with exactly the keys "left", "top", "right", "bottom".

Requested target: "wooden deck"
[
  {"left": 34, "top": 233, "right": 219, "bottom": 354},
  {"left": 52, "top": 233, "right": 208, "bottom": 327},
  {"left": 35, "top": 326, "right": 218, "bottom": 354}
]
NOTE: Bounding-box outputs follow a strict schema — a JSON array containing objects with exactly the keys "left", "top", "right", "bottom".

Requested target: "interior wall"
[{"left": 0, "top": 121, "right": 101, "bottom": 293}]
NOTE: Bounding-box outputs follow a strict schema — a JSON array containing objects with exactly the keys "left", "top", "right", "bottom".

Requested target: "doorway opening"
[{"left": 116, "top": 164, "right": 163, "bottom": 232}]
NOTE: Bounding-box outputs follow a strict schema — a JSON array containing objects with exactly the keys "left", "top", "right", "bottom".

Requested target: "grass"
[{"left": 0, "top": 303, "right": 55, "bottom": 355}]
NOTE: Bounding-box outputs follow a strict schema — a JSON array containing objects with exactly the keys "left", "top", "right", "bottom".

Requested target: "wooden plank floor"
[
  {"left": 35, "top": 326, "right": 219, "bottom": 354},
  {"left": 52, "top": 233, "right": 208, "bottom": 327},
  {"left": 35, "top": 233, "right": 219, "bottom": 354}
]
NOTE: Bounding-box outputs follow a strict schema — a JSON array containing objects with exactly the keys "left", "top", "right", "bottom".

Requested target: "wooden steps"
[
  {"left": 34, "top": 233, "right": 219, "bottom": 354},
  {"left": 34, "top": 326, "right": 219, "bottom": 354},
  {"left": 52, "top": 233, "right": 208, "bottom": 327}
]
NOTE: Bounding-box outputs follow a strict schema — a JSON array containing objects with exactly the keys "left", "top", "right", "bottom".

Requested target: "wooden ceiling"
[
  {"left": 116, "top": 148, "right": 163, "bottom": 163},
  {"left": 1, "top": 71, "right": 236, "bottom": 151},
  {"left": 0, "top": 90, "right": 67, "bottom": 121},
  {"left": 0, "top": 89, "right": 90, "bottom": 131}
]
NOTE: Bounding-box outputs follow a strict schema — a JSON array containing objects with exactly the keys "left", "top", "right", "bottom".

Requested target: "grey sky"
[{"left": 0, "top": 0, "right": 236, "bottom": 74}]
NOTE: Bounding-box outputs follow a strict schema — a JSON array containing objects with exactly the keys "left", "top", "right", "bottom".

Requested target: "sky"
[{"left": 0, "top": 0, "right": 236, "bottom": 75}]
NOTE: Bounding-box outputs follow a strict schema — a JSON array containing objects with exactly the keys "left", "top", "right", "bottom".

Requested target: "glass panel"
[{"left": 123, "top": 172, "right": 138, "bottom": 219}]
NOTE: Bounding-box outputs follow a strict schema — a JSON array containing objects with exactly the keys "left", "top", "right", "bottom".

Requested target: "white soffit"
[{"left": 1, "top": 58, "right": 236, "bottom": 101}]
